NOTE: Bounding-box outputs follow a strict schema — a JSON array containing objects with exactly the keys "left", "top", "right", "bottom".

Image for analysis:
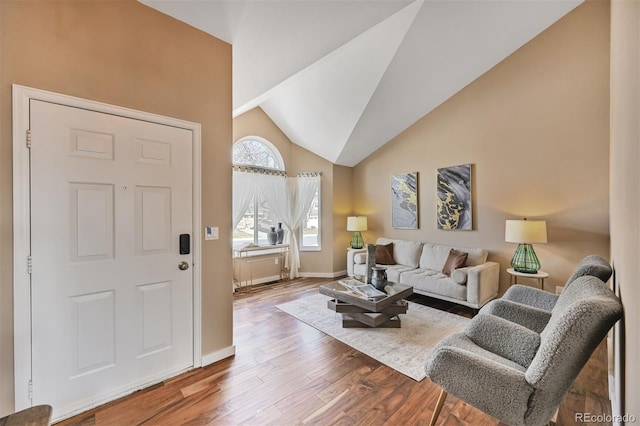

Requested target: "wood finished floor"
[{"left": 57, "top": 277, "right": 612, "bottom": 426}]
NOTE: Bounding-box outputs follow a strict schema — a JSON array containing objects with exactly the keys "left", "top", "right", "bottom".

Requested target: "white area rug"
[{"left": 276, "top": 293, "right": 469, "bottom": 381}]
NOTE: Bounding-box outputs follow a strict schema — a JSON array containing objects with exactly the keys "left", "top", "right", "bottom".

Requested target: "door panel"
[
  {"left": 30, "top": 100, "right": 194, "bottom": 419},
  {"left": 138, "top": 281, "right": 173, "bottom": 356},
  {"left": 136, "top": 186, "right": 172, "bottom": 254},
  {"left": 69, "top": 129, "right": 115, "bottom": 160},
  {"left": 136, "top": 138, "right": 172, "bottom": 165},
  {"left": 70, "top": 183, "right": 115, "bottom": 261},
  {"left": 71, "top": 290, "right": 116, "bottom": 377}
]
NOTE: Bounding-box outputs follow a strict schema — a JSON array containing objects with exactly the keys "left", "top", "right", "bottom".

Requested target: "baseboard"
[
  {"left": 202, "top": 345, "right": 236, "bottom": 367},
  {"left": 298, "top": 270, "right": 346, "bottom": 279}
]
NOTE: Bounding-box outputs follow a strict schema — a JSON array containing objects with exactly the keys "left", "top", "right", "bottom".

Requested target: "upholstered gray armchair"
[
  {"left": 424, "top": 275, "right": 622, "bottom": 426},
  {"left": 479, "top": 255, "right": 612, "bottom": 333}
]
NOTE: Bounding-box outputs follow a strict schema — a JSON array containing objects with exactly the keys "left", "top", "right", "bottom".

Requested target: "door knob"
[{"left": 178, "top": 261, "right": 189, "bottom": 271}]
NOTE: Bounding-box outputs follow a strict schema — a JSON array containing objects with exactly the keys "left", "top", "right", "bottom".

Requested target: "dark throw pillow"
[
  {"left": 375, "top": 243, "right": 395, "bottom": 265},
  {"left": 442, "top": 249, "right": 468, "bottom": 276}
]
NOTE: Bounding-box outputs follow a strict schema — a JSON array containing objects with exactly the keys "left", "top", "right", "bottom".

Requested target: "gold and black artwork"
[
  {"left": 437, "top": 164, "right": 472, "bottom": 230},
  {"left": 391, "top": 172, "right": 419, "bottom": 229}
]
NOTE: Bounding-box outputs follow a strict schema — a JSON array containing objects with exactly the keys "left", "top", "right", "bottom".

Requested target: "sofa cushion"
[
  {"left": 442, "top": 249, "right": 468, "bottom": 276},
  {"left": 384, "top": 264, "right": 416, "bottom": 283},
  {"left": 352, "top": 263, "right": 414, "bottom": 283},
  {"left": 457, "top": 246, "right": 488, "bottom": 266},
  {"left": 377, "top": 238, "right": 422, "bottom": 267},
  {"left": 375, "top": 243, "right": 395, "bottom": 265},
  {"left": 400, "top": 268, "right": 467, "bottom": 301},
  {"left": 421, "top": 243, "right": 454, "bottom": 271},
  {"left": 420, "top": 243, "right": 488, "bottom": 270}
]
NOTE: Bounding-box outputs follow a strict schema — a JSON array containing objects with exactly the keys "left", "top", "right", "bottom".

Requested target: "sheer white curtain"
[
  {"left": 232, "top": 170, "right": 259, "bottom": 229},
  {"left": 259, "top": 173, "right": 289, "bottom": 244},
  {"left": 287, "top": 175, "right": 320, "bottom": 278},
  {"left": 260, "top": 174, "right": 320, "bottom": 278}
]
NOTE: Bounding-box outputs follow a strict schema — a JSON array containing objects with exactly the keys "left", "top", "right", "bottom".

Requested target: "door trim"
[{"left": 12, "top": 84, "right": 203, "bottom": 412}]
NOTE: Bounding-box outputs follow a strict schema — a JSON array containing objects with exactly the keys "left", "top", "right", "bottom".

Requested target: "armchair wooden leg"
[{"left": 429, "top": 388, "right": 448, "bottom": 426}]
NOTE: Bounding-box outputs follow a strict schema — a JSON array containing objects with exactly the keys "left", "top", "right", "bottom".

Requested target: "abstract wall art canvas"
[
  {"left": 391, "top": 172, "right": 418, "bottom": 229},
  {"left": 437, "top": 164, "right": 472, "bottom": 230}
]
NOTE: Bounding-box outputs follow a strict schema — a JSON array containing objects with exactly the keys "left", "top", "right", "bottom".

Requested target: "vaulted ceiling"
[{"left": 141, "top": 0, "right": 583, "bottom": 167}]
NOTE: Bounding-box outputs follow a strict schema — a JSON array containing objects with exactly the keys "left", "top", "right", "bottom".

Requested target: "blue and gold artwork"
[
  {"left": 391, "top": 172, "right": 418, "bottom": 229},
  {"left": 437, "top": 164, "right": 472, "bottom": 230}
]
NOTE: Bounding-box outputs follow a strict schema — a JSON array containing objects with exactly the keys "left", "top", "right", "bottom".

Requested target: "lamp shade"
[
  {"left": 505, "top": 220, "right": 547, "bottom": 244},
  {"left": 347, "top": 216, "right": 368, "bottom": 232}
]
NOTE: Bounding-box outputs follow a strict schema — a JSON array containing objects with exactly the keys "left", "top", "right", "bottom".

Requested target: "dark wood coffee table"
[{"left": 319, "top": 280, "right": 413, "bottom": 328}]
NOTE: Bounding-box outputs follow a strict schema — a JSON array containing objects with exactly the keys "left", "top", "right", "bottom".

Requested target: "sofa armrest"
[
  {"left": 502, "top": 284, "right": 559, "bottom": 312},
  {"left": 466, "top": 261, "right": 500, "bottom": 308},
  {"left": 465, "top": 314, "right": 541, "bottom": 368},
  {"left": 347, "top": 248, "right": 367, "bottom": 277},
  {"left": 480, "top": 299, "right": 551, "bottom": 333}
]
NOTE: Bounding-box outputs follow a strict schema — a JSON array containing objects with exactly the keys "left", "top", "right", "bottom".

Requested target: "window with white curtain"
[
  {"left": 232, "top": 137, "right": 284, "bottom": 248},
  {"left": 300, "top": 182, "right": 321, "bottom": 251}
]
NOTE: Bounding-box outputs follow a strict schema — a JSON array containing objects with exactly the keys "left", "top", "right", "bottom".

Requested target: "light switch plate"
[{"left": 205, "top": 226, "right": 219, "bottom": 240}]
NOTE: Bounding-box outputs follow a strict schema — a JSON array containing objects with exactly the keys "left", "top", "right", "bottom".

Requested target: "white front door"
[{"left": 29, "top": 100, "right": 194, "bottom": 419}]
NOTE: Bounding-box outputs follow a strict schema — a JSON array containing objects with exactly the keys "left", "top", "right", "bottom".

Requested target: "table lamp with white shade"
[
  {"left": 505, "top": 219, "right": 547, "bottom": 274},
  {"left": 347, "top": 216, "right": 367, "bottom": 249}
]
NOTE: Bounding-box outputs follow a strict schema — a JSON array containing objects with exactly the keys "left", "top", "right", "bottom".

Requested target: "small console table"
[
  {"left": 506, "top": 268, "right": 549, "bottom": 290},
  {"left": 233, "top": 244, "right": 289, "bottom": 291}
]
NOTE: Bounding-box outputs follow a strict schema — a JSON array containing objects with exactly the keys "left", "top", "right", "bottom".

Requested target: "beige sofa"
[{"left": 347, "top": 237, "right": 500, "bottom": 309}]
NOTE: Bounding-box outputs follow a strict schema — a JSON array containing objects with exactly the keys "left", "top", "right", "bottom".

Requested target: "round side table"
[{"left": 506, "top": 268, "right": 549, "bottom": 289}]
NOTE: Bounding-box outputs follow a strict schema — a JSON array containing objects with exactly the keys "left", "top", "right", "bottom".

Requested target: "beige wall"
[
  {"left": 233, "top": 107, "right": 352, "bottom": 277},
  {"left": 610, "top": 0, "right": 640, "bottom": 417},
  {"left": 331, "top": 165, "right": 354, "bottom": 273},
  {"left": 353, "top": 0, "right": 610, "bottom": 295},
  {"left": 0, "top": 0, "right": 232, "bottom": 415}
]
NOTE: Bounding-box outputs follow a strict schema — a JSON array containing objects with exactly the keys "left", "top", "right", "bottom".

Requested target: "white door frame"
[{"left": 12, "top": 84, "right": 203, "bottom": 411}]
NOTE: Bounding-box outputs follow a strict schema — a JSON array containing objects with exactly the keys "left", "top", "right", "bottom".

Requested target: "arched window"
[
  {"left": 232, "top": 137, "right": 284, "bottom": 247},
  {"left": 232, "top": 136, "right": 284, "bottom": 170}
]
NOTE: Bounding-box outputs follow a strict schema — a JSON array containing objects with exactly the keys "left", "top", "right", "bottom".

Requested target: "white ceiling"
[{"left": 141, "top": 0, "right": 583, "bottom": 167}]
